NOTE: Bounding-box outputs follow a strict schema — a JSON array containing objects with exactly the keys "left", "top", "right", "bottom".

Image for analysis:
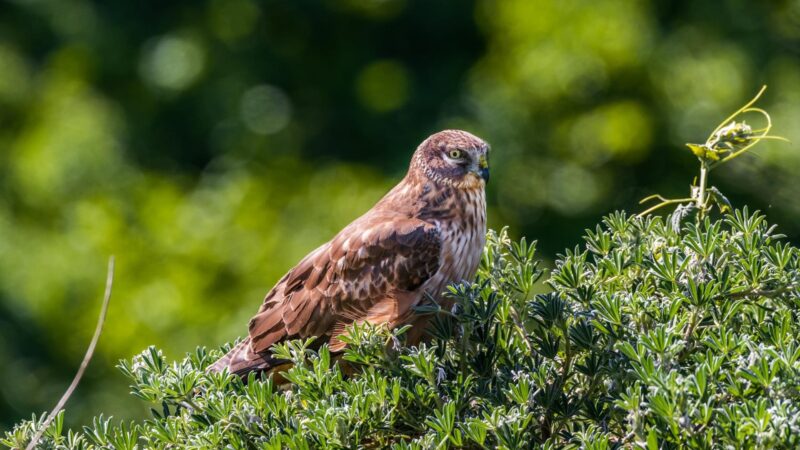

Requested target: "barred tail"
[{"left": 207, "top": 337, "right": 280, "bottom": 377}]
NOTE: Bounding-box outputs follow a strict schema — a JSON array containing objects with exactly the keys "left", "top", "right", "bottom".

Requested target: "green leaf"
[{"left": 707, "top": 186, "right": 732, "bottom": 213}]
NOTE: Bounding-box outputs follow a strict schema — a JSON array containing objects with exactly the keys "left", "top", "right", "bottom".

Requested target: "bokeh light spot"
[
  {"left": 561, "top": 101, "right": 653, "bottom": 164},
  {"left": 139, "top": 34, "right": 205, "bottom": 91},
  {"left": 240, "top": 85, "right": 292, "bottom": 135},
  {"left": 355, "top": 60, "right": 410, "bottom": 113},
  {"left": 651, "top": 29, "right": 748, "bottom": 143},
  {"left": 547, "top": 164, "right": 604, "bottom": 215}
]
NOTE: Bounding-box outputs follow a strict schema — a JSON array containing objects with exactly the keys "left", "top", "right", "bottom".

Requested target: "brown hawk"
[{"left": 209, "top": 130, "right": 490, "bottom": 376}]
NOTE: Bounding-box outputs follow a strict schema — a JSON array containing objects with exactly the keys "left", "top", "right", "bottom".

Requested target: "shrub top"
[{"left": 4, "top": 208, "right": 800, "bottom": 449}]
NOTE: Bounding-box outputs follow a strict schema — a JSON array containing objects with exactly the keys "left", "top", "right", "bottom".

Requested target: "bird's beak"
[{"left": 477, "top": 154, "right": 490, "bottom": 183}]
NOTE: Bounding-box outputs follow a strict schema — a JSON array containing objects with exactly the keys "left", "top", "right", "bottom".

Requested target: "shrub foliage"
[{"left": 4, "top": 208, "right": 800, "bottom": 449}]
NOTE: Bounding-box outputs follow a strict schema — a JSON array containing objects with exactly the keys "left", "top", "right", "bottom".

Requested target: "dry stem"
[{"left": 25, "top": 257, "right": 115, "bottom": 450}]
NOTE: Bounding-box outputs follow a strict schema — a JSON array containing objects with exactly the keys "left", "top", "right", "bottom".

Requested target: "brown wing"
[{"left": 247, "top": 214, "right": 441, "bottom": 355}]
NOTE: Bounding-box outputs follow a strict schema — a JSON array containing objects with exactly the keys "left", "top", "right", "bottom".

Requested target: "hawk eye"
[{"left": 448, "top": 149, "right": 464, "bottom": 159}]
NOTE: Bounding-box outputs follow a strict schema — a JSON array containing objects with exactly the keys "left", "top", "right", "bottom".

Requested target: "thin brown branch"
[{"left": 26, "top": 256, "right": 115, "bottom": 450}]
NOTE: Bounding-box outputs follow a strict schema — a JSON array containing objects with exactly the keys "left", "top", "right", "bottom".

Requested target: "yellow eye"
[{"left": 448, "top": 149, "right": 463, "bottom": 159}]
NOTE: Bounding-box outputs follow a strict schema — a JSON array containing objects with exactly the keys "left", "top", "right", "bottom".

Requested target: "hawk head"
[{"left": 412, "top": 130, "right": 490, "bottom": 189}]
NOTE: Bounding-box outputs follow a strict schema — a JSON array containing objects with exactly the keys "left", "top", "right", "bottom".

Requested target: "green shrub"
[
  {"left": 5, "top": 89, "right": 798, "bottom": 449},
  {"left": 4, "top": 207, "right": 800, "bottom": 449}
]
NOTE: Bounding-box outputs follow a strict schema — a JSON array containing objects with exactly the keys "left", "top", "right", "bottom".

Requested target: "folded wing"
[{"left": 247, "top": 214, "right": 442, "bottom": 360}]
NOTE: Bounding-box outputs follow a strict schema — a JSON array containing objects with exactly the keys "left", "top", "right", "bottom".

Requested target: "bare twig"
[
  {"left": 636, "top": 198, "right": 693, "bottom": 218},
  {"left": 637, "top": 85, "right": 787, "bottom": 219},
  {"left": 639, "top": 194, "right": 672, "bottom": 204},
  {"left": 26, "top": 256, "right": 115, "bottom": 450},
  {"left": 709, "top": 85, "right": 767, "bottom": 138}
]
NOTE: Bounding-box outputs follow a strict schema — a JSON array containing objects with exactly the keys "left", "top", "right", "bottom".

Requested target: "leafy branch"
[{"left": 638, "top": 85, "right": 788, "bottom": 219}]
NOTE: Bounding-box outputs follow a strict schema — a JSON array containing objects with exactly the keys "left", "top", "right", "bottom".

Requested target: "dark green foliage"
[
  {"left": 6, "top": 0, "right": 800, "bottom": 429},
  {"left": 5, "top": 209, "right": 800, "bottom": 449}
]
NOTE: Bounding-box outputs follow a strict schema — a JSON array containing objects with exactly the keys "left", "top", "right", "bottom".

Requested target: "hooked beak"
[{"left": 476, "top": 154, "right": 489, "bottom": 183}]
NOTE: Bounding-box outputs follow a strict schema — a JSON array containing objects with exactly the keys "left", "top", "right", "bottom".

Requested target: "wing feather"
[{"left": 247, "top": 214, "right": 441, "bottom": 354}]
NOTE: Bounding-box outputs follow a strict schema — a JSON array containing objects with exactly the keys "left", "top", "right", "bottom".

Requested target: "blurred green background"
[{"left": 1, "top": 0, "right": 799, "bottom": 429}]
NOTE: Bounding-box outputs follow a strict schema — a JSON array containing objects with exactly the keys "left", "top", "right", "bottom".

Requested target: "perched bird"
[{"left": 210, "top": 130, "right": 490, "bottom": 376}]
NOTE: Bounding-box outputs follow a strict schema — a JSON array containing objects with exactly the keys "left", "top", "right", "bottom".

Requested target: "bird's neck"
[{"left": 378, "top": 174, "right": 486, "bottom": 225}]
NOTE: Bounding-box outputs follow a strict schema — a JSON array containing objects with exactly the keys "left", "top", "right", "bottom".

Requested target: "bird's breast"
[{"left": 423, "top": 188, "right": 487, "bottom": 304}]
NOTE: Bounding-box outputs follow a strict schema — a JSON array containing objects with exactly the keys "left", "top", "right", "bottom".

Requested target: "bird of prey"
[{"left": 209, "top": 130, "right": 490, "bottom": 376}]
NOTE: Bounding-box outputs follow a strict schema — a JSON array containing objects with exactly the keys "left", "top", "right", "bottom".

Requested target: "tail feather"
[{"left": 207, "top": 337, "right": 280, "bottom": 377}]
